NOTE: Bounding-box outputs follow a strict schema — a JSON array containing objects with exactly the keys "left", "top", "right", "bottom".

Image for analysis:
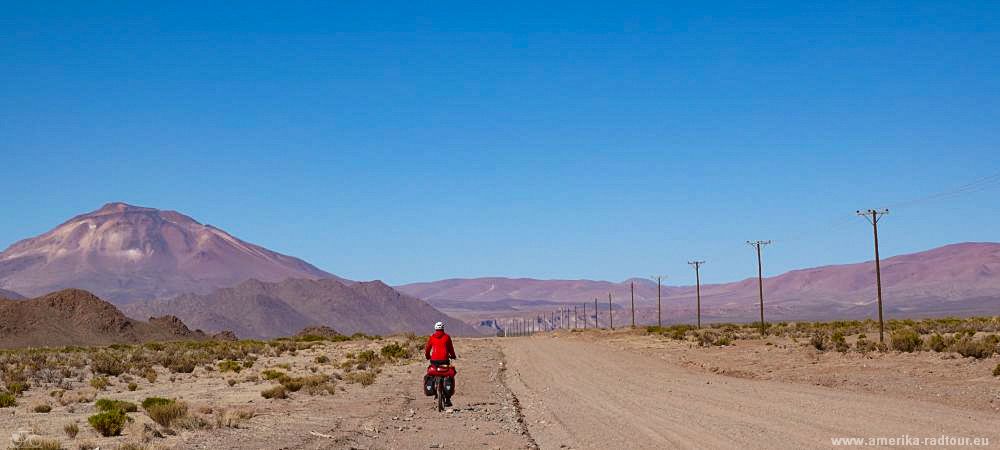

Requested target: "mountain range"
[
  {"left": 1, "top": 202, "right": 998, "bottom": 338},
  {"left": 398, "top": 242, "right": 1000, "bottom": 323},
  {"left": 0, "top": 203, "right": 477, "bottom": 340},
  {"left": 123, "top": 278, "right": 479, "bottom": 339}
]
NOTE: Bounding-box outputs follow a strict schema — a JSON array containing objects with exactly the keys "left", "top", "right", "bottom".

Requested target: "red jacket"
[{"left": 425, "top": 330, "right": 456, "bottom": 360}]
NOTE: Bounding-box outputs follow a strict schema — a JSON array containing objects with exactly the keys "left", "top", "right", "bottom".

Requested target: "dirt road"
[{"left": 500, "top": 333, "right": 1000, "bottom": 449}]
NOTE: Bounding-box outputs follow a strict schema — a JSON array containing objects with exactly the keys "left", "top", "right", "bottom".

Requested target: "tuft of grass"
[
  {"left": 10, "top": 436, "right": 61, "bottom": 450},
  {"left": 261, "top": 369, "right": 286, "bottom": 381},
  {"left": 215, "top": 407, "right": 255, "bottom": 428},
  {"left": 128, "top": 382, "right": 138, "bottom": 391},
  {"left": 146, "top": 400, "right": 188, "bottom": 428},
  {"left": 95, "top": 398, "right": 138, "bottom": 413},
  {"left": 64, "top": 421, "right": 79, "bottom": 438},
  {"left": 314, "top": 355, "right": 330, "bottom": 364},
  {"left": 260, "top": 385, "right": 287, "bottom": 399},
  {"left": 32, "top": 403, "right": 52, "bottom": 413},
  {"left": 88, "top": 408, "right": 129, "bottom": 436},
  {"left": 993, "top": 363, "right": 1000, "bottom": 377},
  {"left": 89, "top": 376, "right": 110, "bottom": 391},
  {"left": 344, "top": 370, "right": 377, "bottom": 386},
  {"left": 0, "top": 392, "right": 17, "bottom": 408},
  {"left": 143, "top": 368, "right": 158, "bottom": 383},
  {"left": 141, "top": 397, "right": 174, "bottom": 410},
  {"left": 218, "top": 359, "right": 242, "bottom": 373}
]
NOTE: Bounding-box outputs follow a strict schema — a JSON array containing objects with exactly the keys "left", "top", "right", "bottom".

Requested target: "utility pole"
[
  {"left": 608, "top": 292, "right": 614, "bottom": 330},
  {"left": 650, "top": 275, "right": 667, "bottom": 328},
  {"left": 583, "top": 302, "right": 587, "bottom": 328},
  {"left": 687, "top": 261, "right": 705, "bottom": 329},
  {"left": 574, "top": 305, "right": 578, "bottom": 329},
  {"left": 747, "top": 240, "right": 771, "bottom": 336},
  {"left": 630, "top": 281, "right": 636, "bottom": 328},
  {"left": 857, "top": 208, "right": 889, "bottom": 343},
  {"left": 594, "top": 298, "right": 599, "bottom": 328}
]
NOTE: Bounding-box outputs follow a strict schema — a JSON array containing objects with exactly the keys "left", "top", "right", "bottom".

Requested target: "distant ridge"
[
  {"left": 0, "top": 288, "right": 24, "bottom": 300},
  {"left": 0, "top": 289, "right": 210, "bottom": 348},
  {"left": 123, "top": 278, "right": 482, "bottom": 339},
  {"left": 398, "top": 242, "right": 1000, "bottom": 322}
]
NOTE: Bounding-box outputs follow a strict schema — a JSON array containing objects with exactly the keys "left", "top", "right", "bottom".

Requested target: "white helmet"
[{"left": 434, "top": 321, "right": 444, "bottom": 330}]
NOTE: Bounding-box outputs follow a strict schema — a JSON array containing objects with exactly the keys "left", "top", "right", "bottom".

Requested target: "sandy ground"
[
  {"left": 500, "top": 331, "right": 1000, "bottom": 449},
  {"left": 2, "top": 339, "right": 532, "bottom": 450},
  {"left": 5, "top": 331, "right": 1000, "bottom": 449}
]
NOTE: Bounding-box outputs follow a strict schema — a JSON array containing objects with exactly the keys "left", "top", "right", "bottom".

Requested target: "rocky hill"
[{"left": 0, "top": 289, "right": 210, "bottom": 348}]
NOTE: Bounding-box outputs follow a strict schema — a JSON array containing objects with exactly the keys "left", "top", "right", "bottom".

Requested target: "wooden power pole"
[
  {"left": 747, "top": 240, "right": 771, "bottom": 335},
  {"left": 630, "top": 281, "right": 636, "bottom": 328},
  {"left": 687, "top": 261, "right": 705, "bottom": 329},
  {"left": 651, "top": 275, "right": 666, "bottom": 327},
  {"left": 583, "top": 302, "right": 587, "bottom": 328},
  {"left": 594, "top": 298, "right": 599, "bottom": 328},
  {"left": 608, "top": 292, "right": 614, "bottom": 330},
  {"left": 857, "top": 208, "right": 889, "bottom": 343}
]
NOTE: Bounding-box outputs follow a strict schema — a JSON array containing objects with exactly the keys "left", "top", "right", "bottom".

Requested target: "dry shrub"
[
  {"left": 32, "top": 403, "right": 52, "bottom": 413},
  {"left": 890, "top": 328, "right": 922, "bottom": 352},
  {"left": 90, "top": 376, "right": 110, "bottom": 390},
  {"left": 261, "top": 385, "right": 287, "bottom": 399},
  {"left": 993, "top": 363, "right": 1000, "bottom": 377},
  {"left": 215, "top": 407, "right": 256, "bottom": 428},
  {"left": 143, "top": 368, "right": 158, "bottom": 383},
  {"left": 96, "top": 398, "right": 138, "bottom": 413},
  {"left": 88, "top": 408, "right": 130, "bottom": 436},
  {"left": 9, "top": 435, "right": 61, "bottom": 450},
  {"left": 144, "top": 399, "right": 188, "bottom": 428},
  {"left": 64, "top": 421, "right": 79, "bottom": 438},
  {"left": 0, "top": 392, "right": 16, "bottom": 407},
  {"left": 92, "top": 351, "right": 129, "bottom": 376},
  {"left": 344, "top": 370, "right": 376, "bottom": 386},
  {"left": 951, "top": 338, "right": 995, "bottom": 359}
]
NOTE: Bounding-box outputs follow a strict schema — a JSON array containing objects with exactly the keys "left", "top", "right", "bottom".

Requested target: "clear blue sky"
[{"left": 2, "top": 1, "right": 998, "bottom": 286}]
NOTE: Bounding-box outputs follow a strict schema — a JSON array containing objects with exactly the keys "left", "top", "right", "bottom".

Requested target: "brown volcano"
[{"left": 0, "top": 203, "right": 336, "bottom": 303}]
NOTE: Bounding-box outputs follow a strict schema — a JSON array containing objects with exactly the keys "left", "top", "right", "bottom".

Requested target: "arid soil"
[
  {"left": 501, "top": 330, "right": 1000, "bottom": 449},
  {"left": 1, "top": 338, "right": 532, "bottom": 450},
  {"left": 5, "top": 330, "right": 1000, "bottom": 449}
]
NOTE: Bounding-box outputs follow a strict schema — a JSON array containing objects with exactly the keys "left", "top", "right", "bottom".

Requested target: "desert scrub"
[
  {"left": 141, "top": 396, "right": 173, "bottom": 409},
  {"left": 993, "top": 363, "right": 1000, "bottom": 377},
  {"left": 890, "top": 328, "right": 922, "bottom": 352},
  {"left": 9, "top": 435, "right": 61, "bottom": 450},
  {"left": 142, "top": 367, "right": 158, "bottom": 383},
  {"left": 809, "top": 332, "right": 828, "bottom": 351},
  {"left": 64, "top": 421, "right": 79, "bottom": 438},
  {"left": 145, "top": 399, "right": 188, "bottom": 428},
  {"left": 261, "top": 369, "right": 287, "bottom": 381},
  {"left": 91, "top": 350, "right": 129, "bottom": 376},
  {"left": 380, "top": 342, "right": 411, "bottom": 360},
  {"left": 128, "top": 382, "right": 138, "bottom": 391},
  {"left": 32, "top": 403, "right": 52, "bottom": 413},
  {"left": 829, "top": 331, "right": 849, "bottom": 352},
  {"left": 88, "top": 408, "right": 129, "bottom": 436},
  {"left": 314, "top": 355, "right": 330, "bottom": 364},
  {"left": 854, "top": 335, "right": 878, "bottom": 354},
  {"left": 951, "top": 337, "right": 995, "bottom": 359},
  {"left": 344, "top": 370, "right": 377, "bottom": 386},
  {"left": 89, "top": 376, "right": 110, "bottom": 390},
  {"left": 216, "top": 407, "right": 255, "bottom": 428},
  {"left": 0, "top": 391, "right": 17, "bottom": 407},
  {"left": 261, "top": 385, "right": 288, "bottom": 399},
  {"left": 96, "top": 398, "right": 138, "bottom": 413},
  {"left": 927, "top": 333, "right": 947, "bottom": 352},
  {"left": 218, "top": 359, "right": 242, "bottom": 373}
]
